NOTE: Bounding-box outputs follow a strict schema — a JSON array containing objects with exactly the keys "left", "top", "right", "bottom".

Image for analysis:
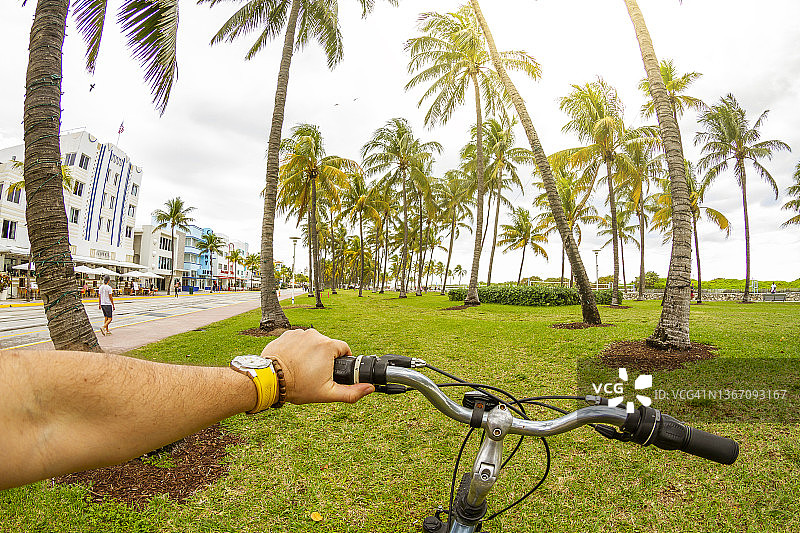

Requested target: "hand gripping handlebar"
[{"left": 333, "top": 355, "right": 739, "bottom": 465}]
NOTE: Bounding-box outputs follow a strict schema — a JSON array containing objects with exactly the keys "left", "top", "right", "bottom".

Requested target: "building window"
[
  {"left": 131, "top": 183, "right": 139, "bottom": 196},
  {"left": 158, "top": 256, "right": 172, "bottom": 270},
  {"left": 109, "top": 196, "right": 115, "bottom": 210},
  {"left": 69, "top": 207, "right": 80, "bottom": 224},
  {"left": 99, "top": 217, "right": 104, "bottom": 231},
  {"left": 113, "top": 173, "right": 119, "bottom": 186},
  {"left": 73, "top": 181, "right": 84, "bottom": 196},
  {"left": 0, "top": 183, "right": 3, "bottom": 199},
  {"left": 78, "top": 154, "right": 90, "bottom": 170},
  {"left": 125, "top": 226, "right": 132, "bottom": 238},
  {"left": 159, "top": 236, "right": 173, "bottom": 251},
  {"left": 65, "top": 153, "right": 77, "bottom": 166},
  {"left": 6, "top": 187, "right": 21, "bottom": 204},
  {"left": 106, "top": 219, "right": 112, "bottom": 232},
  {"left": 1, "top": 220, "right": 17, "bottom": 240},
  {"left": 102, "top": 193, "right": 106, "bottom": 208},
  {"left": 128, "top": 204, "right": 136, "bottom": 217}
]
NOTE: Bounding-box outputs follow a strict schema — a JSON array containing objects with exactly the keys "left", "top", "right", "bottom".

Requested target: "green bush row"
[{"left": 448, "top": 285, "right": 625, "bottom": 307}]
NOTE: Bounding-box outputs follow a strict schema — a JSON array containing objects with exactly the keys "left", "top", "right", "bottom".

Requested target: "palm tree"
[
  {"left": 498, "top": 207, "right": 547, "bottom": 284},
  {"left": 197, "top": 232, "right": 226, "bottom": 290},
  {"left": 453, "top": 264, "right": 466, "bottom": 286},
  {"left": 560, "top": 79, "right": 650, "bottom": 305},
  {"left": 362, "top": 118, "right": 441, "bottom": 298},
  {"left": 226, "top": 249, "right": 244, "bottom": 290},
  {"left": 279, "top": 124, "right": 355, "bottom": 308},
  {"left": 622, "top": 0, "right": 695, "bottom": 349},
  {"left": 782, "top": 163, "right": 800, "bottom": 227},
  {"left": 339, "top": 169, "right": 378, "bottom": 297},
  {"left": 597, "top": 207, "right": 639, "bottom": 290},
  {"left": 244, "top": 253, "right": 261, "bottom": 289},
  {"left": 695, "top": 94, "right": 790, "bottom": 302},
  {"left": 203, "top": 0, "right": 393, "bottom": 329},
  {"left": 468, "top": 0, "right": 601, "bottom": 325},
  {"left": 153, "top": 197, "right": 196, "bottom": 295},
  {"left": 406, "top": 5, "right": 540, "bottom": 306},
  {"left": 650, "top": 162, "right": 731, "bottom": 304},
  {"left": 21, "top": 0, "right": 179, "bottom": 351},
  {"left": 435, "top": 170, "right": 474, "bottom": 294}
]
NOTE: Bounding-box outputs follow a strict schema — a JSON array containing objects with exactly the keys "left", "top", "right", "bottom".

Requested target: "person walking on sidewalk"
[
  {"left": 98, "top": 275, "right": 115, "bottom": 335},
  {"left": 174, "top": 279, "right": 181, "bottom": 298}
]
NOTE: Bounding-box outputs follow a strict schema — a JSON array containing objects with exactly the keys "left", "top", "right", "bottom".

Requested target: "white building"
[
  {"left": 0, "top": 130, "right": 145, "bottom": 272},
  {"left": 133, "top": 218, "right": 186, "bottom": 291}
]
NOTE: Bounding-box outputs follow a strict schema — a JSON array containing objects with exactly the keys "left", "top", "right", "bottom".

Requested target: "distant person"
[
  {"left": 771, "top": 282, "right": 777, "bottom": 294},
  {"left": 174, "top": 279, "right": 181, "bottom": 298},
  {"left": 98, "top": 275, "right": 114, "bottom": 335},
  {"left": 212, "top": 280, "right": 218, "bottom": 293},
  {"left": 82, "top": 281, "right": 88, "bottom": 298},
  {"left": 132, "top": 280, "right": 139, "bottom": 295}
]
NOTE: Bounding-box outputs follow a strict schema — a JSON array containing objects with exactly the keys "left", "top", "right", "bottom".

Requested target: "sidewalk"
[{"left": 13, "top": 291, "right": 300, "bottom": 354}]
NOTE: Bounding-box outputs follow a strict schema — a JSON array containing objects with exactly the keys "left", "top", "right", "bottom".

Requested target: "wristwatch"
[{"left": 230, "top": 355, "right": 280, "bottom": 414}]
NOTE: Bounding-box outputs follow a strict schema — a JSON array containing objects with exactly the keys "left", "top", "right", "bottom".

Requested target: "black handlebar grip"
[
  {"left": 333, "top": 356, "right": 357, "bottom": 385},
  {"left": 681, "top": 426, "right": 739, "bottom": 465}
]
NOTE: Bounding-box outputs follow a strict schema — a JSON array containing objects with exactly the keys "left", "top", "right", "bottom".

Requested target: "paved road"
[{"left": 0, "top": 290, "right": 304, "bottom": 351}]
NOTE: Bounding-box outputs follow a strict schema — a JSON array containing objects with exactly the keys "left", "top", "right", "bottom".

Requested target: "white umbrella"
[
  {"left": 74, "top": 265, "right": 98, "bottom": 274},
  {"left": 94, "top": 267, "right": 120, "bottom": 277},
  {"left": 12, "top": 262, "right": 34, "bottom": 271}
]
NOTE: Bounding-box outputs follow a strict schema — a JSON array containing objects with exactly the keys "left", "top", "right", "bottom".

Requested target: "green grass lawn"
[{"left": 2, "top": 293, "right": 799, "bottom": 532}]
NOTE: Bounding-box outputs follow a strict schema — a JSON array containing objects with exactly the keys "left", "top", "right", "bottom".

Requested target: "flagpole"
[{"left": 116, "top": 121, "right": 124, "bottom": 146}]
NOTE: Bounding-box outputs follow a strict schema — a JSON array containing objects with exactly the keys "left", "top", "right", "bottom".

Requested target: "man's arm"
[{"left": 0, "top": 329, "right": 373, "bottom": 489}]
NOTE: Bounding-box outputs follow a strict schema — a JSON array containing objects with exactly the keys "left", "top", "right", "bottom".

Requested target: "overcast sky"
[{"left": 1, "top": 0, "right": 798, "bottom": 284}]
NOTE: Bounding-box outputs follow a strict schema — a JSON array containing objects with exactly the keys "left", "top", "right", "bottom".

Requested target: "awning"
[{"left": 12, "top": 262, "right": 35, "bottom": 271}]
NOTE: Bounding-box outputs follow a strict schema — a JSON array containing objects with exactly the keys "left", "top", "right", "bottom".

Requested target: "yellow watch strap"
[{"left": 248, "top": 366, "right": 279, "bottom": 414}]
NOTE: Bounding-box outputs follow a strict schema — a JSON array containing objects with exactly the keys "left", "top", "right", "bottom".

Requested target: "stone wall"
[{"left": 623, "top": 291, "right": 800, "bottom": 302}]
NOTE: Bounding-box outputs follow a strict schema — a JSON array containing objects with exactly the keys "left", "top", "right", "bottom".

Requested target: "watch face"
[{"left": 232, "top": 355, "right": 271, "bottom": 369}]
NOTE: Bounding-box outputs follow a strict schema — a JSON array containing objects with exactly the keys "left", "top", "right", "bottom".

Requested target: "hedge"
[{"left": 447, "top": 286, "right": 624, "bottom": 307}]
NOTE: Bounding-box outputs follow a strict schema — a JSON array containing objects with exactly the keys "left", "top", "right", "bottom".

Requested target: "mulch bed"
[
  {"left": 442, "top": 304, "right": 472, "bottom": 311},
  {"left": 53, "top": 424, "right": 244, "bottom": 508},
  {"left": 551, "top": 322, "right": 616, "bottom": 329},
  {"left": 240, "top": 325, "right": 311, "bottom": 337},
  {"left": 606, "top": 305, "right": 632, "bottom": 309},
  {"left": 600, "top": 340, "right": 718, "bottom": 372}
]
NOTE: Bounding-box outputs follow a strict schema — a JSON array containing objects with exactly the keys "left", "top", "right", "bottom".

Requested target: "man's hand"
[{"left": 260, "top": 329, "right": 374, "bottom": 405}]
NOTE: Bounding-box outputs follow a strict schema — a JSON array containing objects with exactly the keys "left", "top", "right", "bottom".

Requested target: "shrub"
[
  {"left": 593, "top": 288, "right": 625, "bottom": 305},
  {"left": 448, "top": 285, "right": 580, "bottom": 307}
]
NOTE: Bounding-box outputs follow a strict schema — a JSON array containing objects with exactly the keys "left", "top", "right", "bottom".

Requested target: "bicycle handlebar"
[{"left": 333, "top": 355, "right": 739, "bottom": 465}]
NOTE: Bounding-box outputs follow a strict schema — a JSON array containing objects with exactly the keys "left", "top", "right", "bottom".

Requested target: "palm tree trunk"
[
  {"left": 464, "top": 71, "right": 486, "bottom": 306},
  {"left": 381, "top": 214, "right": 389, "bottom": 293},
  {"left": 620, "top": 237, "right": 627, "bottom": 293},
  {"left": 481, "top": 191, "right": 492, "bottom": 250},
  {"left": 637, "top": 204, "right": 646, "bottom": 301},
  {"left": 486, "top": 176, "right": 502, "bottom": 285},
  {"left": 624, "top": 0, "right": 692, "bottom": 349},
  {"left": 416, "top": 194, "right": 425, "bottom": 296},
  {"left": 471, "top": 0, "right": 600, "bottom": 323},
  {"left": 399, "top": 172, "right": 409, "bottom": 298},
  {"left": 23, "top": 0, "right": 100, "bottom": 351},
  {"left": 441, "top": 213, "right": 457, "bottom": 295},
  {"left": 259, "top": 0, "right": 300, "bottom": 330},
  {"left": 606, "top": 161, "right": 621, "bottom": 305},
  {"left": 692, "top": 213, "right": 702, "bottom": 303},
  {"left": 517, "top": 245, "right": 526, "bottom": 285},
  {"left": 307, "top": 212, "right": 314, "bottom": 297},
  {"left": 560, "top": 245, "right": 565, "bottom": 287},
  {"left": 330, "top": 212, "right": 338, "bottom": 294},
  {"left": 741, "top": 167, "right": 751, "bottom": 303},
  {"left": 310, "top": 176, "right": 324, "bottom": 308},
  {"left": 358, "top": 212, "right": 364, "bottom": 297},
  {"left": 169, "top": 226, "right": 175, "bottom": 295}
]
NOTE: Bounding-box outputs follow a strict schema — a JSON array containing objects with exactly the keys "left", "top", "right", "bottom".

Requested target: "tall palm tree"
[
  {"left": 153, "top": 197, "right": 196, "bottom": 295},
  {"left": 695, "top": 94, "right": 790, "bottom": 302},
  {"left": 21, "top": 0, "right": 179, "bottom": 351},
  {"left": 559, "top": 79, "right": 647, "bottom": 305},
  {"left": 498, "top": 207, "right": 548, "bottom": 284},
  {"left": 279, "top": 124, "right": 355, "bottom": 308},
  {"left": 622, "top": 0, "right": 695, "bottom": 349},
  {"left": 406, "top": 5, "right": 540, "bottom": 306},
  {"left": 203, "top": 0, "right": 394, "bottom": 329},
  {"left": 339, "top": 169, "right": 378, "bottom": 297},
  {"left": 468, "top": 0, "right": 601, "bottom": 325},
  {"left": 650, "top": 162, "right": 731, "bottom": 304},
  {"left": 197, "top": 232, "right": 226, "bottom": 290},
  {"left": 435, "top": 170, "right": 474, "bottom": 294},
  {"left": 782, "top": 163, "right": 800, "bottom": 228},
  {"left": 226, "top": 249, "right": 244, "bottom": 290},
  {"left": 362, "top": 118, "right": 441, "bottom": 298},
  {"left": 597, "top": 207, "right": 639, "bottom": 290},
  {"left": 245, "top": 253, "right": 260, "bottom": 289},
  {"left": 453, "top": 264, "right": 466, "bottom": 286}
]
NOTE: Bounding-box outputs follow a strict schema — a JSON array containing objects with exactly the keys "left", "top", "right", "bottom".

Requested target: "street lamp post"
[
  {"left": 290, "top": 236, "right": 299, "bottom": 305},
  {"left": 592, "top": 249, "right": 601, "bottom": 291}
]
